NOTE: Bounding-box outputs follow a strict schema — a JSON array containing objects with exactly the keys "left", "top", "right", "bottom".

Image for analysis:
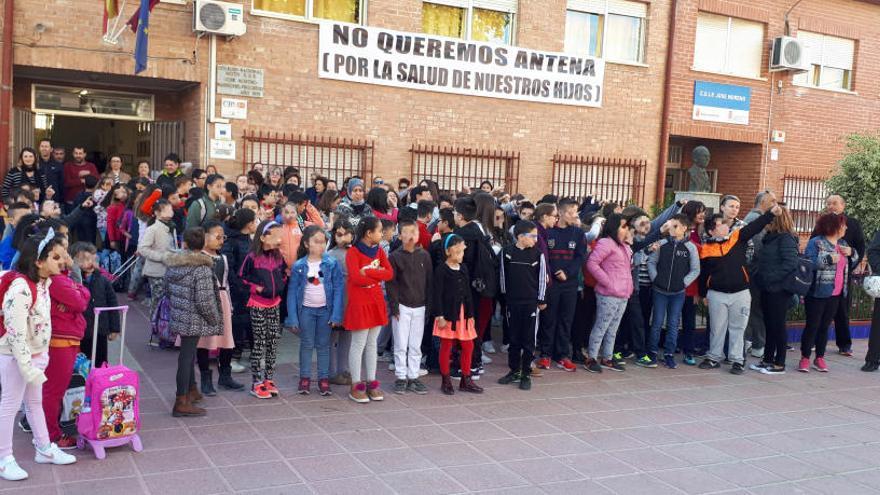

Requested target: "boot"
[
  {"left": 218, "top": 367, "right": 245, "bottom": 390},
  {"left": 459, "top": 375, "right": 484, "bottom": 394},
  {"left": 172, "top": 395, "right": 206, "bottom": 417},
  {"left": 187, "top": 384, "right": 203, "bottom": 403},
  {"left": 441, "top": 375, "right": 454, "bottom": 395},
  {"left": 200, "top": 370, "right": 217, "bottom": 397}
]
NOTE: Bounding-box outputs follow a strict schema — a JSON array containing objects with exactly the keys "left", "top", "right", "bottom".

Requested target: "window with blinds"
[
  {"left": 792, "top": 31, "right": 855, "bottom": 91},
  {"left": 564, "top": 0, "right": 648, "bottom": 64},
  {"left": 422, "top": 0, "right": 517, "bottom": 44},
  {"left": 693, "top": 12, "right": 764, "bottom": 79},
  {"left": 252, "top": 0, "right": 364, "bottom": 23}
]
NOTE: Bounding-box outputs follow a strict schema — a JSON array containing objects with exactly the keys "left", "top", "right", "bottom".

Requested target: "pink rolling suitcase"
[{"left": 76, "top": 305, "right": 144, "bottom": 459}]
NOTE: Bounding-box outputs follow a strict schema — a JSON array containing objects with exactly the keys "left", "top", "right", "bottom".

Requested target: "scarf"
[{"left": 355, "top": 241, "right": 379, "bottom": 258}]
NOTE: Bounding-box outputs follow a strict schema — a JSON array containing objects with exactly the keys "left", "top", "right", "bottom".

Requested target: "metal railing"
[
  {"left": 551, "top": 154, "right": 647, "bottom": 206},
  {"left": 782, "top": 175, "right": 828, "bottom": 234},
  {"left": 242, "top": 131, "right": 374, "bottom": 184},
  {"left": 409, "top": 144, "right": 520, "bottom": 194}
]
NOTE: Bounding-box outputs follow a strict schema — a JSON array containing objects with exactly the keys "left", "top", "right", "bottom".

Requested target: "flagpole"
[{"left": 104, "top": 0, "right": 128, "bottom": 44}]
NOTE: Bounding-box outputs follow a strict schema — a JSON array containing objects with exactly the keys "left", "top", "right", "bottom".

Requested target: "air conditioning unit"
[
  {"left": 770, "top": 36, "right": 808, "bottom": 72},
  {"left": 193, "top": 0, "right": 246, "bottom": 37}
]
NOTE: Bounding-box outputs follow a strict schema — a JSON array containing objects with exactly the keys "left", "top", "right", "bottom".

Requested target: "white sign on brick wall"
[
  {"left": 318, "top": 22, "right": 606, "bottom": 108},
  {"left": 218, "top": 66, "right": 264, "bottom": 98}
]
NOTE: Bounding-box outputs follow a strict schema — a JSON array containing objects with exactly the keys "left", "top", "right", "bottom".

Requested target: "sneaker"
[
  {"left": 481, "top": 354, "right": 493, "bottom": 365},
  {"left": 536, "top": 357, "right": 551, "bottom": 370},
  {"left": 34, "top": 441, "right": 76, "bottom": 465},
  {"left": 698, "top": 359, "right": 720, "bottom": 370},
  {"left": 250, "top": 382, "right": 272, "bottom": 399},
  {"left": 388, "top": 362, "right": 395, "bottom": 371},
  {"left": 349, "top": 382, "right": 369, "bottom": 403},
  {"left": 530, "top": 365, "right": 543, "bottom": 377},
  {"left": 730, "top": 363, "right": 745, "bottom": 375},
  {"left": 501, "top": 344, "right": 509, "bottom": 353},
  {"left": 418, "top": 368, "right": 429, "bottom": 377},
  {"left": 450, "top": 368, "right": 462, "bottom": 380},
  {"left": 612, "top": 352, "right": 626, "bottom": 366},
  {"left": 367, "top": 380, "right": 384, "bottom": 401},
  {"left": 298, "top": 378, "right": 311, "bottom": 395},
  {"left": 318, "top": 379, "right": 332, "bottom": 396},
  {"left": 56, "top": 435, "right": 77, "bottom": 451},
  {"left": 498, "top": 371, "right": 520, "bottom": 385},
  {"left": 407, "top": 379, "right": 429, "bottom": 395},
  {"left": 749, "top": 362, "right": 770, "bottom": 372},
  {"left": 635, "top": 355, "right": 658, "bottom": 368},
  {"left": 556, "top": 359, "right": 577, "bottom": 372},
  {"left": 330, "top": 371, "right": 352, "bottom": 385},
  {"left": 813, "top": 357, "right": 829, "bottom": 372},
  {"left": 683, "top": 354, "right": 696, "bottom": 366},
  {"left": 17, "top": 417, "right": 31, "bottom": 433},
  {"left": 394, "top": 379, "right": 407, "bottom": 395},
  {"left": 663, "top": 354, "right": 677, "bottom": 369},
  {"left": 378, "top": 351, "right": 393, "bottom": 362},
  {"left": 761, "top": 365, "right": 786, "bottom": 375},
  {"left": 797, "top": 357, "right": 811, "bottom": 373},
  {"left": 722, "top": 358, "right": 732, "bottom": 365},
  {"left": 482, "top": 341, "right": 497, "bottom": 354},
  {"left": 0, "top": 455, "right": 28, "bottom": 481},
  {"left": 621, "top": 350, "right": 635, "bottom": 360},
  {"left": 862, "top": 361, "right": 880, "bottom": 372},
  {"left": 600, "top": 359, "right": 625, "bottom": 372},
  {"left": 750, "top": 347, "right": 765, "bottom": 358},
  {"left": 839, "top": 348, "right": 853, "bottom": 357},
  {"left": 583, "top": 358, "right": 602, "bottom": 373},
  {"left": 519, "top": 375, "right": 532, "bottom": 391},
  {"left": 471, "top": 365, "right": 485, "bottom": 376},
  {"left": 229, "top": 360, "right": 246, "bottom": 373},
  {"left": 264, "top": 380, "right": 280, "bottom": 397}
]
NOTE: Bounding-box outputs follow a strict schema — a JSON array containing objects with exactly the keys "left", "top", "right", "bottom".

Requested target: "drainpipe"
[
  {"left": 0, "top": 0, "right": 14, "bottom": 174},
  {"left": 655, "top": 0, "right": 678, "bottom": 205}
]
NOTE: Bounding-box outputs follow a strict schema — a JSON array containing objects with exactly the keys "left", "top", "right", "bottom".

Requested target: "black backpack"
[
  {"left": 471, "top": 234, "right": 500, "bottom": 298},
  {"left": 783, "top": 256, "right": 816, "bottom": 296}
]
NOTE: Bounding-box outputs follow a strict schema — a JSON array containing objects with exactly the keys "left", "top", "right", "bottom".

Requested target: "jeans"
[
  {"left": 587, "top": 294, "right": 628, "bottom": 360},
  {"left": 706, "top": 289, "right": 751, "bottom": 365},
  {"left": 649, "top": 291, "right": 686, "bottom": 357},
  {"left": 802, "top": 295, "right": 841, "bottom": 359},
  {"left": 391, "top": 305, "right": 426, "bottom": 380},
  {"left": 0, "top": 354, "right": 50, "bottom": 457},
  {"left": 760, "top": 290, "right": 791, "bottom": 367},
  {"left": 176, "top": 336, "right": 199, "bottom": 396},
  {"left": 348, "top": 326, "right": 380, "bottom": 383},
  {"left": 299, "top": 306, "right": 332, "bottom": 379}
]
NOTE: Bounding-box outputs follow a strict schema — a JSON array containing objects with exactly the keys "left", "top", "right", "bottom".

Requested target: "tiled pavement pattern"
[{"left": 5, "top": 300, "right": 880, "bottom": 494}]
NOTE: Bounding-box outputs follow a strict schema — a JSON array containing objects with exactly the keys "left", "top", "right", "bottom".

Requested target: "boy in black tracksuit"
[{"left": 498, "top": 221, "right": 548, "bottom": 390}]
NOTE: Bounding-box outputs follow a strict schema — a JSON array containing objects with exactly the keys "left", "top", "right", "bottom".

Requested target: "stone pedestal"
[{"left": 675, "top": 191, "right": 721, "bottom": 215}]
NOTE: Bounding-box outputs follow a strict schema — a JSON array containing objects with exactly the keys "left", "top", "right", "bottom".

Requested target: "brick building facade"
[{"left": 1, "top": 0, "right": 878, "bottom": 208}]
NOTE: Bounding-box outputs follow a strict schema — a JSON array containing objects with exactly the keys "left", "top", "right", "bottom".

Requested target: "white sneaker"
[
  {"left": 34, "top": 442, "right": 76, "bottom": 465},
  {"left": 230, "top": 360, "right": 246, "bottom": 373},
  {"left": 418, "top": 368, "right": 429, "bottom": 377},
  {"left": 750, "top": 348, "right": 765, "bottom": 358},
  {"left": 501, "top": 344, "right": 509, "bottom": 353},
  {"left": 388, "top": 363, "right": 395, "bottom": 371},
  {"left": 0, "top": 456, "right": 28, "bottom": 481},
  {"left": 481, "top": 354, "right": 492, "bottom": 365},
  {"left": 482, "top": 341, "right": 497, "bottom": 354}
]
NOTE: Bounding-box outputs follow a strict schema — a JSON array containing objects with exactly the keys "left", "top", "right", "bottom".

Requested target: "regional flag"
[
  {"left": 132, "top": 0, "right": 154, "bottom": 74},
  {"left": 127, "top": 0, "right": 160, "bottom": 32},
  {"left": 102, "top": 0, "right": 119, "bottom": 34}
]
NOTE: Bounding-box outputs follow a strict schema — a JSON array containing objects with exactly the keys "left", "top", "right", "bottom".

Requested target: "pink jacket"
[
  {"left": 49, "top": 272, "right": 91, "bottom": 341},
  {"left": 587, "top": 238, "right": 634, "bottom": 299}
]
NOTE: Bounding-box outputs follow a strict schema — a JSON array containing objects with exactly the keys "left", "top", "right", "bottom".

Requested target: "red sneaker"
[
  {"left": 536, "top": 357, "right": 551, "bottom": 370},
  {"left": 264, "top": 380, "right": 280, "bottom": 397},
  {"left": 298, "top": 378, "right": 310, "bottom": 395},
  {"left": 556, "top": 358, "right": 577, "bottom": 372},
  {"left": 318, "top": 379, "right": 332, "bottom": 396},
  {"left": 250, "top": 382, "right": 272, "bottom": 399},
  {"left": 797, "top": 357, "right": 810, "bottom": 373},
  {"left": 56, "top": 434, "right": 78, "bottom": 450},
  {"left": 813, "top": 357, "right": 829, "bottom": 372}
]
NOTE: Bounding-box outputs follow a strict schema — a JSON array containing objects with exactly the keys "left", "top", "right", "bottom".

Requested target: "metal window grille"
[
  {"left": 551, "top": 154, "right": 647, "bottom": 206},
  {"left": 242, "top": 131, "right": 374, "bottom": 184},
  {"left": 782, "top": 175, "right": 827, "bottom": 233},
  {"left": 410, "top": 144, "right": 520, "bottom": 194}
]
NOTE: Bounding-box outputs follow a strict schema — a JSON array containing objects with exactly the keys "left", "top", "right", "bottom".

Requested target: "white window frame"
[
  {"left": 792, "top": 31, "right": 856, "bottom": 93},
  {"left": 693, "top": 12, "right": 765, "bottom": 80},
  {"left": 251, "top": 0, "right": 368, "bottom": 25},
  {"left": 422, "top": 0, "right": 518, "bottom": 45},
  {"left": 565, "top": 0, "right": 649, "bottom": 66}
]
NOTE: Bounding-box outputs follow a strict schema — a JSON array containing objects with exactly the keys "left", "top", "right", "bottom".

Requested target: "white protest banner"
[{"left": 318, "top": 22, "right": 605, "bottom": 108}]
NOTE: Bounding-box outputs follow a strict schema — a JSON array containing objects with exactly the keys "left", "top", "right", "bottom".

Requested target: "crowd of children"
[{"left": 0, "top": 144, "right": 877, "bottom": 482}]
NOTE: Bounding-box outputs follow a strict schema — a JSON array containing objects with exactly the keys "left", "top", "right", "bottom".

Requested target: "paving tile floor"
[{"left": 4, "top": 300, "right": 880, "bottom": 494}]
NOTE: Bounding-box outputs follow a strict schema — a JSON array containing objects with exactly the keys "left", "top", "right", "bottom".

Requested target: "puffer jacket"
[
  {"left": 222, "top": 226, "right": 252, "bottom": 312},
  {"left": 139, "top": 220, "right": 177, "bottom": 278},
  {"left": 756, "top": 232, "right": 799, "bottom": 293},
  {"left": 165, "top": 251, "right": 222, "bottom": 337},
  {"left": 587, "top": 237, "right": 634, "bottom": 299}
]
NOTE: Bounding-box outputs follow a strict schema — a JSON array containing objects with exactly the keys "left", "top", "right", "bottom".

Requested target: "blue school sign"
[{"left": 692, "top": 81, "right": 751, "bottom": 125}]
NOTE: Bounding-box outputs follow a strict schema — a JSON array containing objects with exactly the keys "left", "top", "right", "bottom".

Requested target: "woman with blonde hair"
[{"left": 754, "top": 205, "right": 799, "bottom": 374}]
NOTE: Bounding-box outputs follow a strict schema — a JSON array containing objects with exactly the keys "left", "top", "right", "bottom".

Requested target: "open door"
[{"left": 149, "top": 121, "right": 185, "bottom": 172}]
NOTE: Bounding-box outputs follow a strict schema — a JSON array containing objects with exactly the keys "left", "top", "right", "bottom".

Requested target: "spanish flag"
[{"left": 103, "top": 0, "right": 119, "bottom": 35}]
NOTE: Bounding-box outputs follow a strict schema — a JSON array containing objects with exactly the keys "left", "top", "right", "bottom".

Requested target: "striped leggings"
[{"left": 249, "top": 305, "right": 282, "bottom": 383}]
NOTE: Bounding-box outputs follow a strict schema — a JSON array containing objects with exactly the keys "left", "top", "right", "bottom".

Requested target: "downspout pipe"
[
  {"left": 0, "top": 0, "right": 14, "bottom": 174},
  {"left": 655, "top": 0, "right": 678, "bottom": 205}
]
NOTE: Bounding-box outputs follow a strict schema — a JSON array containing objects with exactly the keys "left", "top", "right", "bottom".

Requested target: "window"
[
  {"left": 783, "top": 176, "right": 827, "bottom": 233},
  {"left": 410, "top": 144, "right": 520, "bottom": 193},
  {"left": 243, "top": 131, "right": 374, "bottom": 185},
  {"left": 421, "top": 1, "right": 517, "bottom": 44},
  {"left": 552, "top": 153, "right": 647, "bottom": 206},
  {"left": 792, "top": 31, "right": 855, "bottom": 91},
  {"left": 32, "top": 84, "right": 154, "bottom": 121},
  {"left": 564, "top": 0, "right": 648, "bottom": 64},
  {"left": 693, "top": 12, "right": 764, "bottom": 78},
  {"left": 252, "top": 0, "right": 364, "bottom": 23}
]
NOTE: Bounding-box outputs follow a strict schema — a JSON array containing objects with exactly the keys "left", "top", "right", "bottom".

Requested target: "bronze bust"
[{"left": 688, "top": 146, "right": 712, "bottom": 192}]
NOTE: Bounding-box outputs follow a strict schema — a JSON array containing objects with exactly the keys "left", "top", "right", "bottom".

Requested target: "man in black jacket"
[
  {"left": 812, "top": 195, "right": 865, "bottom": 356},
  {"left": 862, "top": 231, "right": 880, "bottom": 372},
  {"left": 37, "top": 138, "right": 63, "bottom": 201}
]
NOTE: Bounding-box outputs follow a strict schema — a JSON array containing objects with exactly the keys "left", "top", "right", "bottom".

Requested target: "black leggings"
[
  {"left": 801, "top": 295, "right": 841, "bottom": 359},
  {"left": 176, "top": 336, "right": 199, "bottom": 396},
  {"left": 197, "top": 348, "right": 234, "bottom": 372},
  {"left": 760, "top": 290, "right": 791, "bottom": 366},
  {"left": 865, "top": 299, "right": 880, "bottom": 363}
]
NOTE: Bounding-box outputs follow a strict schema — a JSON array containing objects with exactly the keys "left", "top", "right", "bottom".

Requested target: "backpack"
[
  {"left": 783, "top": 256, "right": 816, "bottom": 297},
  {"left": 76, "top": 362, "right": 141, "bottom": 442},
  {"left": 0, "top": 271, "right": 37, "bottom": 337},
  {"left": 60, "top": 370, "right": 87, "bottom": 436},
  {"left": 150, "top": 294, "right": 175, "bottom": 349},
  {"left": 471, "top": 235, "right": 500, "bottom": 298}
]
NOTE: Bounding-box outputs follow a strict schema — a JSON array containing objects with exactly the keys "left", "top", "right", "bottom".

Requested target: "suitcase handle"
[{"left": 91, "top": 305, "right": 130, "bottom": 370}]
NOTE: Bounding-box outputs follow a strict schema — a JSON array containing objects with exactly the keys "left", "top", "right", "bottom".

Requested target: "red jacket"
[
  {"left": 343, "top": 243, "right": 393, "bottom": 330},
  {"left": 106, "top": 202, "right": 126, "bottom": 243},
  {"left": 49, "top": 272, "right": 91, "bottom": 341},
  {"left": 417, "top": 221, "right": 431, "bottom": 251}
]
